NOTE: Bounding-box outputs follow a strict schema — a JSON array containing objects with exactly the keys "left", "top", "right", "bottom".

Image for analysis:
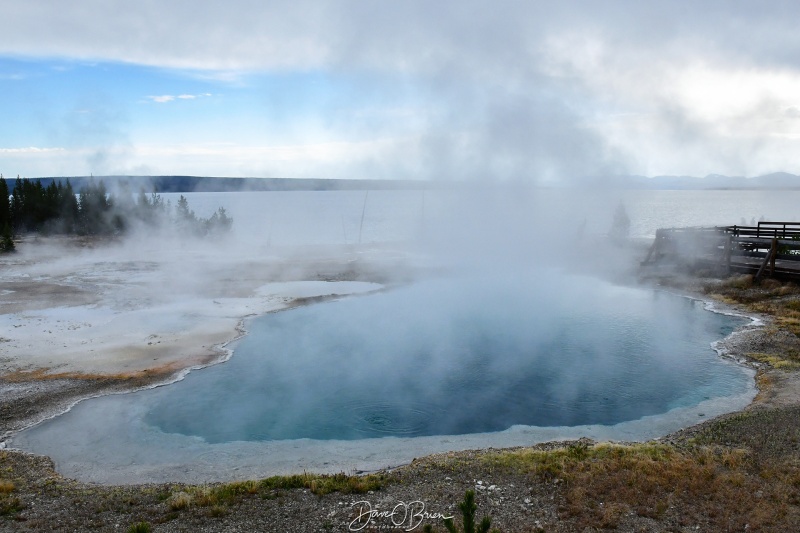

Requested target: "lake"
[{"left": 160, "top": 188, "right": 800, "bottom": 244}]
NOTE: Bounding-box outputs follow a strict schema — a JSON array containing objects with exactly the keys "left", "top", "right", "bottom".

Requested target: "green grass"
[
  {"left": 0, "top": 495, "right": 24, "bottom": 517},
  {"left": 165, "top": 471, "right": 387, "bottom": 513}
]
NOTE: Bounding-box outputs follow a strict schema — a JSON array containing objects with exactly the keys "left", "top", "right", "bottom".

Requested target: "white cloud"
[
  {"left": 148, "top": 95, "right": 175, "bottom": 103},
  {"left": 0, "top": 146, "right": 66, "bottom": 154},
  {"left": 3, "top": 2, "right": 799, "bottom": 73},
  {"left": 147, "top": 93, "right": 211, "bottom": 103},
  {"left": 2, "top": 139, "right": 417, "bottom": 179},
  {"left": 5, "top": 1, "right": 800, "bottom": 178}
]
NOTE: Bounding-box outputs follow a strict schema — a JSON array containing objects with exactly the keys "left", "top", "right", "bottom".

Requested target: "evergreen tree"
[
  {"left": 176, "top": 195, "right": 195, "bottom": 221},
  {"left": 206, "top": 207, "right": 233, "bottom": 235},
  {"left": 0, "top": 176, "right": 12, "bottom": 252},
  {"left": 40, "top": 181, "right": 60, "bottom": 231},
  {"left": 59, "top": 180, "right": 80, "bottom": 233},
  {"left": 610, "top": 202, "right": 631, "bottom": 242},
  {"left": 135, "top": 189, "right": 169, "bottom": 226},
  {"left": 2, "top": 176, "right": 231, "bottom": 242},
  {"left": 0, "top": 176, "right": 10, "bottom": 230},
  {"left": 10, "top": 176, "right": 23, "bottom": 231},
  {"left": 175, "top": 195, "right": 198, "bottom": 235},
  {"left": 78, "top": 179, "right": 112, "bottom": 234},
  {"left": 1, "top": 223, "right": 14, "bottom": 253}
]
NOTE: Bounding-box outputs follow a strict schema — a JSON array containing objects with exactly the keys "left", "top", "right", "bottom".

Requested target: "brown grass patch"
[
  {"left": 167, "top": 491, "right": 192, "bottom": 511},
  {"left": 707, "top": 279, "right": 800, "bottom": 336},
  {"left": 756, "top": 370, "right": 775, "bottom": 397},
  {"left": 165, "top": 472, "right": 386, "bottom": 513},
  {"left": 0, "top": 480, "right": 14, "bottom": 494},
  {"left": 483, "top": 441, "right": 800, "bottom": 530},
  {"left": 749, "top": 352, "right": 800, "bottom": 370},
  {"left": 0, "top": 474, "right": 23, "bottom": 517},
  {"left": 726, "top": 274, "right": 754, "bottom": 290}
]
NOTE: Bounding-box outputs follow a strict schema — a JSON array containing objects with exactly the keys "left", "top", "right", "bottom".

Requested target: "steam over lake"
[
  {"left": 11, "top": 188, "right": 793, "bottom": 483},
  {"left": 161, "top": 188, "right": 800, "bottom": 244},
  {"left": 143, "top": 273, "right": 749, "bottom": 442}
]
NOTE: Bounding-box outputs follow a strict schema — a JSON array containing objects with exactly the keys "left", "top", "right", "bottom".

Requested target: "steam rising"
[
  {"left": 3, "top": 183, "right": 772, "bottom": 483},
  {"left": 3, "top": 0, "right": 796, "bottom": 486},
  {"left": 142, "top": 273, "right": 749, "bottom": 442}
]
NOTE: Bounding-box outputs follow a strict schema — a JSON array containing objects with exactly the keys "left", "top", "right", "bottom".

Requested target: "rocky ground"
[{"left": 3, "top": 239, "right": 800, "bottom": 531}]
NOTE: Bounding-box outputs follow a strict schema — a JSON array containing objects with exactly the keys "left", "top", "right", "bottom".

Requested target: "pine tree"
[
  {"left": 0, "top": 175, "right": 12, "bottom": 252},
  {"left": 175, "top": 195, "right": 198, "bottom": 234},
  {"left": 0, "top": 176, "right": 10, "bottom": 230},
  {"left": 1, "top": 223, "right": 14, "bottom": 253},
  {"left": 10, "top": 176, "right": 23, "bottom": 231},
  {"left": 60, "top": 179, "right": 80, "bottom": 233},
  {"left": 78, "top": 179, "right": 112, "bottom": 234}
]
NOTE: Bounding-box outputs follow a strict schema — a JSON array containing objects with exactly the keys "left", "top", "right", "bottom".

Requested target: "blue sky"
[
  {"left": 3, "top": 1, "right": 800, "bottom": 182},
  {"left": 1, "top": 56, "right": 427, "bottom": 178}
]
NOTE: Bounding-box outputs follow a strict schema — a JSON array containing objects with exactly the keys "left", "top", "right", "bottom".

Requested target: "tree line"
[{"left": 1, "top": 176, "right": 232, "bottom": 253}]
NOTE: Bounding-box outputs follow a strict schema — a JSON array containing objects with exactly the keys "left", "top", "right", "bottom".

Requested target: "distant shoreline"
[
  {"left": 4, "top": 173, "right": 800, "bottom": 194},
  {"left": 3, "top": 176, "right": 439, "bottom": 194}
]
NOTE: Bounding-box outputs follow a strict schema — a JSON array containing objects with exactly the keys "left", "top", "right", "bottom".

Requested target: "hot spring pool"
[{"left": 11, "top": 273, "right": 757, "bottom": 484}]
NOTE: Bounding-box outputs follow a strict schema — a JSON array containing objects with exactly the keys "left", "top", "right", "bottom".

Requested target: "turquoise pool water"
[{"left": 142, "top": 273, "right": 749, "bottom": 442}]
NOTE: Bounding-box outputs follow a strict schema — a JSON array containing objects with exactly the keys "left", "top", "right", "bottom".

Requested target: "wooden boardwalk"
[{"left": 641, "top": 221, "right": 800, "bottom": 281}]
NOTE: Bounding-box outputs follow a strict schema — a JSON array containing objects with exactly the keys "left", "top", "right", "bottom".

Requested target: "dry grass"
[
  {"left": 0, "top": 471, "right": 22, "bottom": 518},
  {"left": 749, "top": 352, "right": 800, "bottom": 370},
  {"left": 162, "top": 472, "right": 386, "bottom": 514},
  {"left": 126, "top": 521, "right": 152, "bottom": 533},
  {"left": 706, "top": 278, "right": 800, "bottom": 337},
  {"left": 727, "top": 274, "right": 755, "bottom": 290},
  {"left": 0, "top": 480, "right": 13, "bottom": 494},
  {"left": 559, "top": 445, "right": 758, "bottom": 530},
  {"left": 481, "top": 440, "right": 800, "bottom": 530},
  {"left": 0, "top": 497, "right": 24, "bottom": 517},
  {"left": 167, "top": 491, "right": 192, "bottom": 511},
  {"left": 258, "top": 471, "right": 385, "bottom": 496}
]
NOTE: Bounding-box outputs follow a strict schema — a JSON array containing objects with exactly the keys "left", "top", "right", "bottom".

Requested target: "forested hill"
[
  {"left": 5, "top": 173, "right": 800, "bottom": 192},
  {"left": 3, "top": 176, "right": 432, "bottom": 193}
]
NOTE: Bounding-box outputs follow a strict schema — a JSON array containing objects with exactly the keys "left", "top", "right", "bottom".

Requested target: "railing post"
[
  {"left": 755, "top": 238, "right": 779, "bottom": 282},
  {"left": 771, "top": 237, "right": 778, "bottom": 275},
  {"left": 725, "top": 234, "right": 732, "bottom": 274},
  {"left": 642, "top": 229, "right": 661, "bottom": 265}
]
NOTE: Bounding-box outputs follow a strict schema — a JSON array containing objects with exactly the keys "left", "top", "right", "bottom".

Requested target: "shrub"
[
  {"left": 168, "top": 491, "right": 192, "bottom": 511},
  {"left": 425, "top": 490, "right": 499, "bottom": 533}
]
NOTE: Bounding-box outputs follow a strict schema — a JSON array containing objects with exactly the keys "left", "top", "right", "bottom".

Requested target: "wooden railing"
[
  {"left": 642, "top": 222, "right": 800, "bottom": 281},
  {"left": 724, "top": 222, "right": 800, "bottom": 239}
]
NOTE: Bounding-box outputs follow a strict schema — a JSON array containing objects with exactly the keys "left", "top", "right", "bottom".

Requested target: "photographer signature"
[{"left": 349, "top": 499, "right": 454, "bottom": 531}]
